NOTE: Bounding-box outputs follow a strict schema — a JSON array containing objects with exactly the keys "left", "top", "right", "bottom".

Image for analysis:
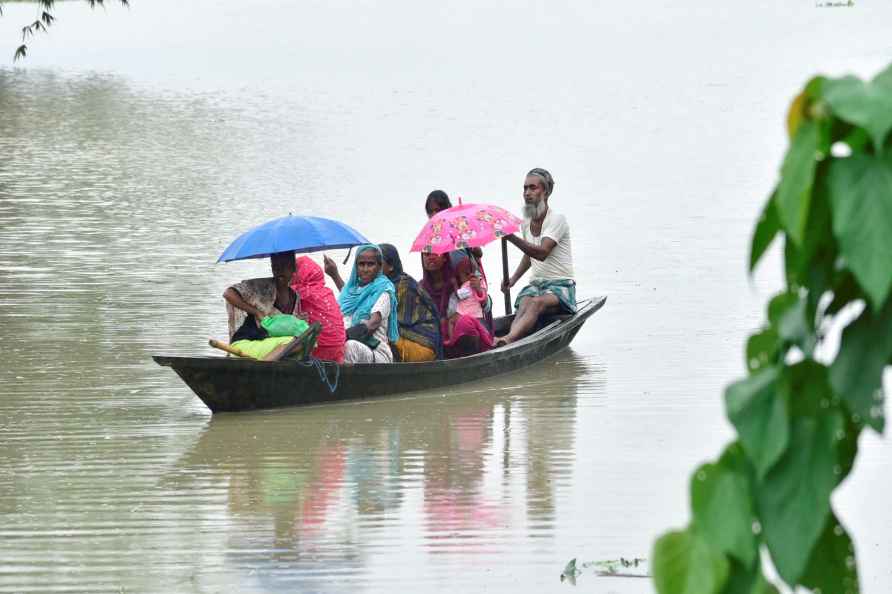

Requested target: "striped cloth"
[{"left": 514, "top": 278, "right": 577, "bottom": 314}]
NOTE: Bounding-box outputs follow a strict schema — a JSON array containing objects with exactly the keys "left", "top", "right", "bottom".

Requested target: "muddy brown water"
[{"left": 1, "top": 2, "right": 891, "bottom": 592}]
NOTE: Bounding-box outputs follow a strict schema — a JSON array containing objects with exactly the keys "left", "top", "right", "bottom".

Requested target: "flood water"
[{"left": 1, "top": 1, "right": 891, "bottom": 592}]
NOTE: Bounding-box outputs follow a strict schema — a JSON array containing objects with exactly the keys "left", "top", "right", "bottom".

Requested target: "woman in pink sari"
[
  {"left": 290, "top": 256, "right": 346, "bottom": 363},
  {"left": 420, "top": 251, "right": 493, "bottom": 358}
]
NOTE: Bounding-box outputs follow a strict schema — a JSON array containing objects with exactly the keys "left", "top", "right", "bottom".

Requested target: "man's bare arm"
[{"left": 505, "top": 234, "right": 557, "bottom": 262}]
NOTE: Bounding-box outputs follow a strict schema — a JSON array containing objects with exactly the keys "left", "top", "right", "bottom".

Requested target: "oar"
[
  {"left": 209, "top": 339, "right": 250, "bottom": 358},
  {"left": 501, "top": 237, "right": 512, "bottom": 315}
]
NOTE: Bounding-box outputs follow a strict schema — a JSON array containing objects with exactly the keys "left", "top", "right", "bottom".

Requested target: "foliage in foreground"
[
  {"left": 652, "top": 63, "right": 892, "bottom": 594},
  {"left": 1, "top": 0, "right": 129, "bottom": 61}
]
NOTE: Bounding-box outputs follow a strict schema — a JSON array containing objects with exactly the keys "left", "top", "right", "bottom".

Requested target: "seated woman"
[
  {"left": 379, "top": 243, "right": 443, "bottom": 362},
  {"left": 421, "top": 251, "right": 493, "bottom": 358},
  {"left": 290, "top": 256, "right": 346, "bottom": 363},
  {"left": 324, "top": 244, "right": 399, "bottom": 364},
  {"left": 223, "top": 251, "right": 316, "bottom": 360}
]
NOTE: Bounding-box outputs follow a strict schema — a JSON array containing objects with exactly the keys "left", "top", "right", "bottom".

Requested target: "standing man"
[{"left": 497, "top": 168, "right": 575, "bottom": 345}]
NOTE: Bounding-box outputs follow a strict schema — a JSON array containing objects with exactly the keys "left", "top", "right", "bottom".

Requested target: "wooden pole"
[
  {"left": 501, "top": 237, "right": 512, "bottom": 316},
  {"left": 209, "top": 339, "right": 250, "bottom": 358}
]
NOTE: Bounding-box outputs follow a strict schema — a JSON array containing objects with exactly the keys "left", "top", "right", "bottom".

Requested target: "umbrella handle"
[
  {"left": 464, "top": 247, "right": 480, "bottom": 276},
  {"left": 501, "top": 237, "right": 512, "bottom": 316}
]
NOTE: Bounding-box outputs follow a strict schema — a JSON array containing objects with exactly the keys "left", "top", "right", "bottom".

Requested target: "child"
[{"left": 446, "top": 257, "right": 489, "bottom": 342}]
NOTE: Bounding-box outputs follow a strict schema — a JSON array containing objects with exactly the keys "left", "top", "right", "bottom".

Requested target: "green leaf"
[
  {"left": 691, "top": 444, "right": 758, "bottom": 567},
  {"left": 773, "top": 293, "right": 813, "bottom": 353},
  {"left": 652, "top": 529, "right": 730, "bottom": 594},
  {"left": 801, "top": 174, "right": 835, "bottom": 290},
  {"left": 757, "top": 403, "right": 843, "bottom": 586},
  {"left": 842, "top": 126, "right": 871, "bottom": 154},
  {"left": 829, "top": 297, "right": 892, "bottom": 432},
  {"left": 720, "top": 560, "right": 780, "bottom": 594},
  {"left": 782, "top": 237, "right": 800, "bottom": 288},
  {"left": 801, "top": 513, "right": 860, "bottom": 594},
  {"left": 766, "top": 291, "right": 795, "bottom": 327},
  {"left": 750, "top": 193, "right": 780, "bottom": 272},
  {"left": 827, "top": 153, "right": 892, "bottom": 310},
  {"left": 825, "top": 272, "right": 860, "bottom": 316},
  {"left": 816, "top": 116, "right": 833, "bottom": 155},
  {"left": 725, "top": 367, "right": 788, "bottom": 480},
  {"left": 836, "top": 413, "right": 860, "bottom": 485},
  {"left": 561, "top": 558, "right": 578, "bottom": 582},
  {"left": 776, "top": 121, "right": 819, "bottom": 246},
  {"left": 786, "top": 76, "right": 825, "bottom": 139},
  {"left": 745, "top": 328, "right": 779, "bottom": 372},
  {"left": 750, "top": 575, "right": 779, "bottom": 594},
  {"left": 805, "top": 75, "right": 826, "bottom": 102},
  {"left": 782, "top": 170, "right": 836, "bottom": 299},
  {"left": 823, "top": 64, "right": 892, "bottom": 150}
]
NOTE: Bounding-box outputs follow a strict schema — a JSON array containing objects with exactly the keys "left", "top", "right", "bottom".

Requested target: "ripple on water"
[{"left": 0, "top": 54, "right": 813, "bottom": 593}]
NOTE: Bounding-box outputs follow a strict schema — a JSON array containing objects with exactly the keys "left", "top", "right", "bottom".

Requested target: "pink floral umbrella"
[{"left": 410, "top": 199, "right": 522, "bottom": 254}]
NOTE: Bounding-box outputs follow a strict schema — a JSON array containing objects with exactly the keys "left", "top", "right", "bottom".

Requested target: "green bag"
[{"left": 261, "top": 314, "right": 310, "bottom": 338}]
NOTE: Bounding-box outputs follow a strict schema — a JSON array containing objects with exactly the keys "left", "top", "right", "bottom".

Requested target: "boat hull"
[{"left": 154, "top": 296, "right": 606, "bottom": 413}]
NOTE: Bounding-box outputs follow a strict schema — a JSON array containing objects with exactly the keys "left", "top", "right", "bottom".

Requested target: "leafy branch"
[
  {"left": 652, "top": 63, "right": 892, "bottom": 594},
  {"left": 2, "top": 0, "right": 130, "bottom": 61}
]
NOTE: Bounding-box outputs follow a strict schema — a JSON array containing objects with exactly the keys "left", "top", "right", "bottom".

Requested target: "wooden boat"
[{"left": 153, "top": 295, "right": 606, "bottom": 413}]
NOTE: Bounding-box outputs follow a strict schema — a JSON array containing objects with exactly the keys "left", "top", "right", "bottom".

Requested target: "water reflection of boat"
[
  {"left": 153, "top": 296, "right": 606, "bottom": 413},
  {"left": 160, "top": 352, "right": 596, "bottom": 588}
]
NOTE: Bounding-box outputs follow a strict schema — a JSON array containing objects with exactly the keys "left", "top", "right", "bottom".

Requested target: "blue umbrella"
[{"left": 217, "top": 215, "right": 370, "bottom": 263}]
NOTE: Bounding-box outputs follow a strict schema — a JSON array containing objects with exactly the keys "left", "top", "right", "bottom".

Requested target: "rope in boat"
[{"left": 299, "top": 356, "right": 340, "bottom": 394}]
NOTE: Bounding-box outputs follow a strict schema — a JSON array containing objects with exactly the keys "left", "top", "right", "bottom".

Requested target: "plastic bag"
[{"left": 261, "top": 314, "right": 309, "bottom": 337}]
